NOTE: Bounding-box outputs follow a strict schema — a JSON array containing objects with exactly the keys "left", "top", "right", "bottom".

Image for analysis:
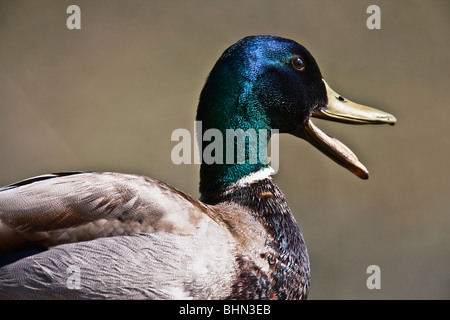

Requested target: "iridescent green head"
[{"left": 196, "top": 35, "right": 396, "bottom": 195}]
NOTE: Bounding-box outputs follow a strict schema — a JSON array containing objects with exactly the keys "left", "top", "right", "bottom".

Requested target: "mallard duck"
[{"left": 0, "top": 35, "right": 396, "bottom": 299}]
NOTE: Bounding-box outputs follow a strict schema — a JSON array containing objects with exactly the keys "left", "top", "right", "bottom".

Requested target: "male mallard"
[{"left": 0, "top": 35, "right": 396, "bottom": 299}]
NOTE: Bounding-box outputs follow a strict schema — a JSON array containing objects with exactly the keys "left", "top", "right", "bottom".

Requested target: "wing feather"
[{"left": 0, "top": 172, "right": 209, "bottom": 254}]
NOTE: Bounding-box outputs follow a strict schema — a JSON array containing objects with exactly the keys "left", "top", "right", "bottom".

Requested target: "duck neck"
[
  {"left": 196, "top": 100, "right": 274, "bottom": 199},
  {"left": 199, "top": 163, "right": 271, "bottom": 203},
  {"left": 197, "top": 126, "right": 272, "bottom": 200}
]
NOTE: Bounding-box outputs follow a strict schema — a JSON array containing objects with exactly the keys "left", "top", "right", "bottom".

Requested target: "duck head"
[{"left": 197, "top": 35, "right": 396, "bottom": 194}]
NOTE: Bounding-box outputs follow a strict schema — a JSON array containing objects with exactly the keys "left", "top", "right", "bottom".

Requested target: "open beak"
[{"left": 303, "top": 79, "right": 397, "bottom": 179}]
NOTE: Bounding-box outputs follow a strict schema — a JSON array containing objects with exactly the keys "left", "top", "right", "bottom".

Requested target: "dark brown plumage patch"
[
  {"left": 208, "top": 178, "right": 310, "bottom": 300},
  {"left": 229, "top": 253, "right": 308, "bottom": 300},
  {"left": 229, "top": 255, "right": 271, "bottom": 299},
  {"left": 257, "top": 191, "right": 274, "bottom": 199}
]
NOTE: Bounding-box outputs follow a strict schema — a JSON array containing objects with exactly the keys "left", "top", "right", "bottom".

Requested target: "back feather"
[{"left": 0, "top": 172, "right": 209, "bottom": 255}]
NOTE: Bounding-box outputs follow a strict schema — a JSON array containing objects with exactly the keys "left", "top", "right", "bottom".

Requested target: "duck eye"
[{"left": 291, "top": 56, "right": 305, "bottom": 71}]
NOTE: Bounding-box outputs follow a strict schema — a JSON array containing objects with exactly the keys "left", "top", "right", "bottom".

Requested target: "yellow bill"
[{"left": 304, "top": 80, "right": 397, "bottom": 179}]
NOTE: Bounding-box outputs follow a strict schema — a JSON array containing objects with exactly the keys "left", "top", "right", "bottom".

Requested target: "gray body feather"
[{"left": 0, "top": 172, "right": 266, "bottom": 299}]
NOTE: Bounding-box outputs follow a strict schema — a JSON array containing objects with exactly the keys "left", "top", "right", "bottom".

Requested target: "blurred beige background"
[{"left": 0, "top": 0, "right": 449, "bottom": 299}]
